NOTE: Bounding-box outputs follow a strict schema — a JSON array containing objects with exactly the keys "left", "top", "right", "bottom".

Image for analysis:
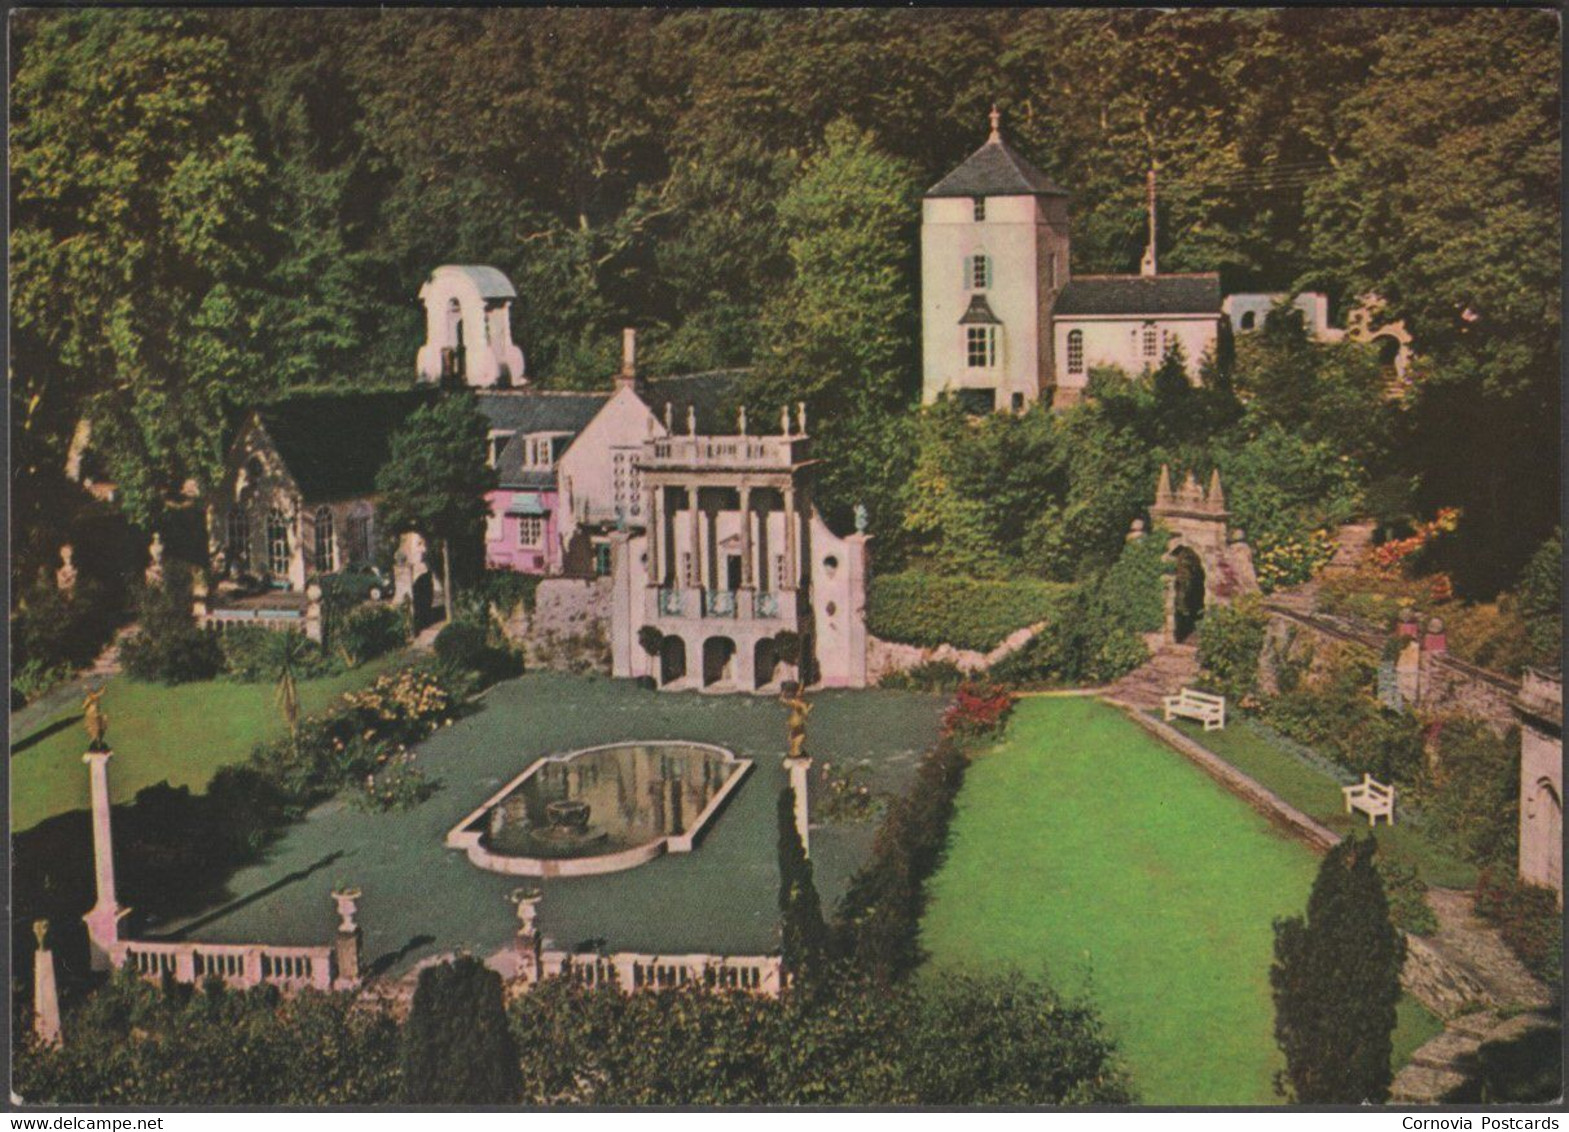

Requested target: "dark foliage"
[
  {"left": 117, "top": 573, "right": 224, "bottom": 684},
  {"left": 776, "top": 786, "right": 830, "bottom": 983},
  {"left": 1474, "top": 868, "right": 1563, "bottom": 992},
  {"left": 1270, "top": 835, "right": 1405, "bottom": 1103},
  {"left": 334, "top": 603, "right": 409, "bottom": 667},
  {"left": 402, "top": 956, "right": 522, "bottom": 1104},
  {"left": 833, "top": 734, "right": 969, "bottom": 983}
]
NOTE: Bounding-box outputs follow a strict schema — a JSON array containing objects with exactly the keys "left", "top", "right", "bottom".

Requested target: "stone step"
[
  {"left": 1390, "top": 1064, "right": 1468, "bottom": 1105},
  {"left": 1448, "top": 1010, "right": 1503, "bottom": 1040},
  {"left": 1411, "top": 1029, "right": 1482, "bottom": 1069}
]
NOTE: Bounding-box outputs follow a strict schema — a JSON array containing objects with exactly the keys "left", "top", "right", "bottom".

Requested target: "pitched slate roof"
[
  {"left": 254, "top": 389, "right": 436, "bottom": 503},
  {"left": 926, "top": 136, "right": 1067, "bottom": 198},
  {"left": 475, "top": 389, "right": 609, "bottom": 435},
  {"left": 1054, "top": 274, "right": 1222, "bottom": 317},
  {"left": 958, "top": 294, "right": 1002, "bottom": 325},
  {"left": 491, "top": 434, "right": 558, "bottom": 492}
]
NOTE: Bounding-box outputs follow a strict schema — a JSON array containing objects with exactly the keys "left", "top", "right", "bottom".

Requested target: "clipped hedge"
[{"left": 867, "top": 572, "right": 1070, "bottom": 652}]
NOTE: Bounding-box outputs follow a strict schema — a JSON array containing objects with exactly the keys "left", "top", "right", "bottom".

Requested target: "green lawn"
[
  {"left": 922, "top": 696, "right": 1439, "bottom": 1105},
  {"left": 1170, "top": 718, "right": 1477, "bottom": 890},
  {"left": 10, "top": 655, "right": 402, "bottom": 833}
]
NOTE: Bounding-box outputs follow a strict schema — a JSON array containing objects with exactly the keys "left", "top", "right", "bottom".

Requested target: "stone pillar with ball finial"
[{"left": 33, "top": 920, "right": 62, "bottom": 1048}]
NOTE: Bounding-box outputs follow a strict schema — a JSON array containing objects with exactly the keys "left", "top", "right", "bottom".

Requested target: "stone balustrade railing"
[
  {"left": 114, "top": 939, "right": 341, "bottom": 992},
  {"left": 537, "top": 950, "right": 782, "bottom": 996}
]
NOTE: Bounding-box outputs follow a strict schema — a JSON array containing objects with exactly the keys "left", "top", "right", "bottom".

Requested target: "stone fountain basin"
[{"left": 444, "top": 741, "right": 752, "bottom": 878}]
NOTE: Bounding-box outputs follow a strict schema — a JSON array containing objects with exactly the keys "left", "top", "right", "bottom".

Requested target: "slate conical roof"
[{"left": 926, "top": 128, "right": 1067, "bottom": 199}]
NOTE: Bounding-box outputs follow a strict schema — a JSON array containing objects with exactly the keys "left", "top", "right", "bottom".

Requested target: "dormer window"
[
  {"left": 970, "top": 254, "right": 991, "bottom": 290},
  {"left": 973, "top": 197, "right": 986, "bottom": 221},
  {"left": 528, "top": 437, "right": 554, "bottom": 468},
  {"left": 967, "top": 326, "right": 997, "bottom": 368},
  {"left": 487, "top": 430, "right": 514, "bottom": 468}
]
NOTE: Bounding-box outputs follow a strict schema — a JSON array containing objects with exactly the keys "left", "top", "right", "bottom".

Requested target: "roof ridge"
[{"left": 1068, "top": 272, "right": 1221, "bottom": 281}]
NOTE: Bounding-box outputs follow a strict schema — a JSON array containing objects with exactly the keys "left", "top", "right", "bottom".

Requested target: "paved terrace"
[{"left": 150, "top": 673, "right": 945, "bottom": 977}]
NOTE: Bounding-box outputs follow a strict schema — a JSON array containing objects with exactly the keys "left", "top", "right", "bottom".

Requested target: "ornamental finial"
[{"left": 989, "top": 104, "right": 1001, "bottom": 142}]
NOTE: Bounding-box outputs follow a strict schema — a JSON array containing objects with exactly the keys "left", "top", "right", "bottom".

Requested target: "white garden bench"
[
  {"left": 1342, "top": 773, "right": 1395, "bottom": 827},
  {"left": 1161, "top": 687, "right": 1226, "bottom": 731}
]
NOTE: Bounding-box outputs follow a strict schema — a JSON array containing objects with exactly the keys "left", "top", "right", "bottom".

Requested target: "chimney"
[
  {"left": 1140, "top": 166, "right": 1158, "bottom": 277},
  {"left": 616, "top": 328, "right": 640, "bottom": 393}
]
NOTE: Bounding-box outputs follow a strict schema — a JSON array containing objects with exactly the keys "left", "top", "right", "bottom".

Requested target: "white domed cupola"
[{"left": 416, "top": 265, "right": 526, "bottom": 388}]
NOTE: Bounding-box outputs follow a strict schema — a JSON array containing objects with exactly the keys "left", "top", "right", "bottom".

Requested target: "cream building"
[{"left": 922, "top": 110, "right": 1221, "bottom": 410}]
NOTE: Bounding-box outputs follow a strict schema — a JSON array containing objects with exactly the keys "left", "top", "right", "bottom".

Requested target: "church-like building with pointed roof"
[{"left": 921, "top": 108, "right": 1221, "bottom": 411}]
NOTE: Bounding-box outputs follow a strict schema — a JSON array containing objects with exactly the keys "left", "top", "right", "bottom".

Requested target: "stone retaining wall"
[{"left": 866, "top": 621, "right": 1047, "bottom": 684}]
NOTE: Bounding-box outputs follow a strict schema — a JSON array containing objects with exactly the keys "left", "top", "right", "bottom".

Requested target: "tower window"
[
  {"left": 973, "top": 197, "right": 986, "bottom": 221},
  {"left": 1067, "top": 330, "right": 1085, "bottom": 375},
  {"left": 1142, "top": 324, "right": 1159, "bottom": 359},
  {"left": 966, "top": 326, "right": 997, "bottom": 368},
  {"left": 970, "top": 254, "right": 991, "bottom": 290}
]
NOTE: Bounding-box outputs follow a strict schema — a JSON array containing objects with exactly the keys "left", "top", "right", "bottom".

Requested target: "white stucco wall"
[
  {"left": 921, "top": 195, "right": 1069, "bottom": 410},
  {"left": 415, "top": 266, "right": 526, "bottom": 388},
  {"left": 557, "top": 387, "right": 665, "bottom": 547},
  {"left": 1053, "top": 314, "right": 1218, "bottom": 395}
]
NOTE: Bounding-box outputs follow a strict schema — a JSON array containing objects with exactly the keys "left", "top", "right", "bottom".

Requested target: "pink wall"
[{"left": 485, "top": 490, "right": 560, "bottom": 575}]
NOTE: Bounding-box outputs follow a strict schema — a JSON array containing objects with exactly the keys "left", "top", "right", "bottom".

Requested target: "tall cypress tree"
[
  {"left": 1270, "top": 835, "right": 1406, "bottom": 1103},
  {"left": 402, "top": 956, "right": 522, "bottom": 1104},
  {"left": 777, "top": 785, "right": 830, "bottom": 984}
]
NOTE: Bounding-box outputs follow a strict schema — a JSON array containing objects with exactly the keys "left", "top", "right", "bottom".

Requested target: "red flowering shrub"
[
  {"left": 1367, "top": 508, "right": 1461, "bottom": 575},
  {"left": 941, "top": 681, "right": 1016, "bottom": 742}
]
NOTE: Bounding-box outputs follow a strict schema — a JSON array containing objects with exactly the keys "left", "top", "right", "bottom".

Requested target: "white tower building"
[{"left": 920, "top": 107, "right": 1071, "bottom": 413}]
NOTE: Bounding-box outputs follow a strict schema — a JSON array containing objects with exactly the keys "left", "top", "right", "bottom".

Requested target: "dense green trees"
[
  {"left": 776, "top": 786, "right": 830, "bottom": 982},
  {"left": 9, "top": 7, "right": 1558, "bottom": 602},
  {"left": 1271, "top": 836, "right": 1406, "bottom": 1104},
  {"left": 373, "top": 394, "right": 497, "bottom": 621}
]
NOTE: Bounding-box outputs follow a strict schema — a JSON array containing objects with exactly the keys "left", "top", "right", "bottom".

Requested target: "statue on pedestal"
[
  {"left": 83, "top": 687, "right": 109, "bottom": 752},
  {"left": 780, "top": 682, "right": 812, "bottom": 761},
  {"left": 55, "top": 545, "right": 78, "bottom": 595}
]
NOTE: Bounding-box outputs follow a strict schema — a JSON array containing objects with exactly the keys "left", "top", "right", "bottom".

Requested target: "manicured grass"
[
  {"left": 1392, "top": 994, "right": 1446, "bottom": 1072},
  {"left": 1170, "top": 718, "right": 1477, "bottom": 890},
  {"left": 10, "top": 655, "right": 402, "bottom": 833},
  {"left": 922, "top": 697, "right": 1439, "bottom": 1105}
]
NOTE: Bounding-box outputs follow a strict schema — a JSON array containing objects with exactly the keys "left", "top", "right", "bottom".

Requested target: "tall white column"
[
  {"left": 785, "top": 756, "right": 812, "bottom": 857},
  {"left": 688, "top": 485, "right": 702, "bottom": 590},
  {"left": 82, "top": 750, "right": 123, "bottom": 970},
  {"left": 740, "top": 486, "right": 754, "bottom": 591},
  {"left": 783, "top": 486, "right": 797, "bottom": 590}
]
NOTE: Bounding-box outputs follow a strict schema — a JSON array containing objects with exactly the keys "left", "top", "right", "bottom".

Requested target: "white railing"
[
  {"left": 645, "top": 435, "right": 807, "bottom": 468},
  {"left": 646, "top": 586, "right": 796, "bottom": 625},
  {"left": 200, "top": 607, "right": 308, "bottom": 632},
  {"left": 114, "top": 940, "right": 338, "bottom": 992},
  {"left": 537, "top": 950, "right": 782, "bottom": 997}
]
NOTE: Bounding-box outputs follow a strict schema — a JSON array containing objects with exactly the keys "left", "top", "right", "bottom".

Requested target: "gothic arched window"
[
  {"left": 267, "top": 507, "right": 291, "bottom": 580},
  {"left": 227, "top": 506, "right": 251, "bottom": 571},
  {"left": 314, "top": 506, "right": 337, "bottom": 574},
  {"left": 1067, "top": 330, "right": 1085, "bottom": 375}
]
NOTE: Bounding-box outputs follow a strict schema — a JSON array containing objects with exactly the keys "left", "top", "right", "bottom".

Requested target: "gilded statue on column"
[
  {"left": 83, "top": 686, "right": 109, "bottom": 751},
  {"left": 780, "top": 682, "right": 811, "bottom": 761}
]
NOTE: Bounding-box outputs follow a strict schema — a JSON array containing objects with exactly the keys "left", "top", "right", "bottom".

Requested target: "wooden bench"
[
  {"left": 1342, "top": 773, "right": 1395, "bottom": 826},
  {"left": 1161, "top": 688, "right": 1226, "bottom": 731}
]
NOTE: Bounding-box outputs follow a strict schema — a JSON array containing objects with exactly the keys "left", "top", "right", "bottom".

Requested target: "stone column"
[
  {"left": 739, "top": 486, "right": 754, "bottom": 591},
  {"left": 688, "top": 485, "right": 702, "bottom": 591},
  {"left": 82, "top": 750, "right": 123, "bottom": 971},
  {"left": 784, "top": 756, "right": 812, "bottom": 857},
  {"left": 32, "top": 921, "right": 61, "bottom": 1048},
  {"left": 646, "top": 487, "right": 661, "bottom": 585},
  {"left": 842, "top": 533, "right": 873, "bottom": 689},
  {"left": 512, "top": 888, "right": 543, "bottom": 986},
  {"left": 783, "top": 486, "right": 797, "bottom": 590}
]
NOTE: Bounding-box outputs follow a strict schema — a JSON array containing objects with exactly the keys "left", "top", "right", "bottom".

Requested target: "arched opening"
[
  {"left": 1172, "top": 546, "right": 1206, "bottom": 643},
  {"left": 411, "top": 571, "right": 435, "bottom": 629},
  {"left": 1536, "top": 778, "right": 1562, "bottom": 891},
  {"left": 754, "top": 637, "right": 781, "bottom": 690},
  {"left": 659, "top": 635, "right": 687, "bottom": 687},
  {"left": 702, "top": 637, "right": 737, "bottom": 688},
  {"left": 1239, "top": 310, "right": 1256, "bottom": 331},
  {"left": 443, "top": 298, "right": 466, "bottom": 381}
]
